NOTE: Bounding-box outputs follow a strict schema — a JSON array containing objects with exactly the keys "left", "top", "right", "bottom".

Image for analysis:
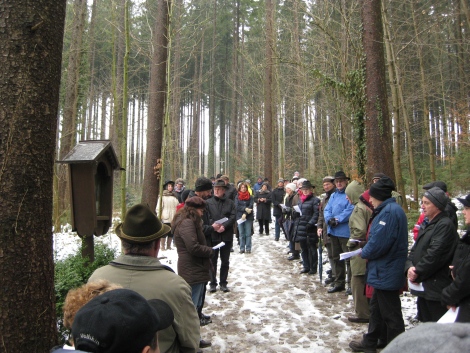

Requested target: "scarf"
[
  {"left": 238, "top": 190, "right": 250, "bottom": 201},
  {"left": 300, "top": 192, "right": 312, "bottom": 203}
]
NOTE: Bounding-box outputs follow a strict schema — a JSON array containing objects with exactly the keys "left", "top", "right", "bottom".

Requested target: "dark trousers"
[
  {"left": 258, "top": 220, "right": 269, "bottom": 234},
  {"left": 210, "top": 240, "right": 232, "bottom": 286},
  {"left": 362, "top": 289, "right": 405, "bottom": 349},
  {"left": 330, "top": 235, "right": 350, "bottom": 287},
  {"left": 417, "top": 297, "right": 448, "bottom": 322},
  {"left": 299, "top": 238, "right": 318, "bottom": 272}
]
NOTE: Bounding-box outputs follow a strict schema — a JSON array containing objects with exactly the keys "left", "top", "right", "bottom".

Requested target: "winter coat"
[
  {"left": 88, "top": 255, "right": 200, "bottom": 353},
  {"left": 187, "top": 190, "right": 214, "bottom": 239},
  {"left": 441, "top": 230, "right": 470, "bottom": 322},
  {"left": 224, "top": 183, "right": 238, "bottom": 202},
  {"left": 317, "top": 188, "right": 336, "bottom": 245},
  {"left": 361, "top": 198, "right": 408, "bottom": 291},
  {"left": 345, "top": 181, "right": 369, "bottom": 276},
  {"left": 254, "top": 189, "right": 272, "bottom": 221},
  {"left": 253, "top": 181, "right": 263, "bottom": 193},
  {"left": 206, "top": 195, "right": 236, "bottom": 243},
  {"left": 323, "top": 188, "right": 354, "bottom": 238},
  {"left": 235, "top": 195, "right": 254, "bottom": 221},
  {"left": 293, "top": 193, "right": 320, "bottom": 242},
  {"left": 413, "top": 200, "right": 459, "bottom": 240},
  {"left": 156, "top": 190, "right": 180, "bottom": 224},
  {"left": 283, "top": 192, "right": 300, "bottom": 241},
  {"left": 406, "top": 212, "right": 459, "bottom": 301},
  {"left": 172, "top": 217, "right": 213, "bottom": 285},
  {"left": 272, "top": 187, "right": 286, "bottom": 217}
]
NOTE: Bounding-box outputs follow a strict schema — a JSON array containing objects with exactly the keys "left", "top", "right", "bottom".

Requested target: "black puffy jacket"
[
  {"left": 406, "top": 212, "right": 459, "bottom": 301},
  {"left": 293, "top": 193, "right": 320, "bottom": 242},
  {"left": 441, "top": 230, "right": 470, "bottom": 322}
]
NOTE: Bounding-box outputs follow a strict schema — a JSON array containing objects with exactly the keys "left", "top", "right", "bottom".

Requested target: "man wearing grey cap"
[{"left": 406, "top": 186, "right": 459, "bottom": 322}]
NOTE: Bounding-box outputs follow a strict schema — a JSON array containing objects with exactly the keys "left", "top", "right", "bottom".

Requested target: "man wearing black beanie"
[{"left": 349, "top": 176, "right": 408, "bottom": 352}]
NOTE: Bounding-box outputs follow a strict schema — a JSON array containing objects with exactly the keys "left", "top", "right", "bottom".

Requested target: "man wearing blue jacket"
[
  {"left": 349, "top": 176, "right": 408, "bottom": 353},
  {"left": 323, "top": 171, "right": 355, "bottom": 293}
]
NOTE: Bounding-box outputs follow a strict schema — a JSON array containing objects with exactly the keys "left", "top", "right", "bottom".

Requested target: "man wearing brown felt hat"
[{"left": 89, "top": 204, "right": 201, "bottom": 353}]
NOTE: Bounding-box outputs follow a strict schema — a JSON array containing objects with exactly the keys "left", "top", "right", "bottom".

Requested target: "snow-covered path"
[{"left": 54, "top": 223, "right": 418, "bottom": 352}]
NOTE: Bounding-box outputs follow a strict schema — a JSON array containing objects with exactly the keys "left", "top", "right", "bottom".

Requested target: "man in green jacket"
[
  {"left": 345, "top": 180, "right": 371, "bottom": 323},
  {"left": 88, "top": 204, "right": 202, "bottom": 353}
]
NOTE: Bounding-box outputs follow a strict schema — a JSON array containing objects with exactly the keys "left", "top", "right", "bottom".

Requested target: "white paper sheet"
[
  {"left": 237, "top": 219, "right": 246, "bottom": 225},
  {"left": 215, "top": 217, "right": 228, "bottom": 224},
  {"left": 293, "top": 205, "right": 302, "bottom": 216},
  {"left": 339, "top": 248, "right": 362, "bottom": 260},
  {"left": 438, "top": 307, "right": 459, "bottom": 323},
  {"left": 212, "top": 241, "right": 225, "bottom": 250},
  {"left": 408, "top": 279, "right": 424, "bottom": 292}
]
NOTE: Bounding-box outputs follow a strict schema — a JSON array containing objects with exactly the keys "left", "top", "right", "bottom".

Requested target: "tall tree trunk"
[
  {"left": 383, "top": 4, "right": 407, "bottom": 210},
  {"left": 362, "top": 0, "right": 394, "bottom": 182},
  {"left": 57, "top": 0, "right": 87, "bottom": 218},
  {"left": 120, "top": 0, "right": 130, "bottom": 216},
  {"left": 141, "top": 0, "right": 170, "bottom": 211},
  {"left": 207, "top": 0, "right": 217, "bottom": 178},
  {"left": 0, "top": 0, "right": 66, "bottom": 350},
  {"left": 411, "top": 0, "right": 436, "bottom": 181},
  {"left": 264, "top": 0, "right": 274, "bottom": 183}
]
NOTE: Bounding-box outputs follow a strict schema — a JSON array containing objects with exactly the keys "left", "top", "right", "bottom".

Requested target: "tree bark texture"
[
  {"left": 141, "top": 0, "right": 170, "bottom": 211},
  {"left": 0, "top": 0, "right": 66, "bottom": 351},
  {"left": 362, "top": 0, "right": 395, "bottom": 182},
  {"left": 264, "top": 0, "right": 274, "bottom": 184}
]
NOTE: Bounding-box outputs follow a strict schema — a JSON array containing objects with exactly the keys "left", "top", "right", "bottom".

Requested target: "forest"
[{"left": 58, "top": 0, "right": 469, "bottom": 216}]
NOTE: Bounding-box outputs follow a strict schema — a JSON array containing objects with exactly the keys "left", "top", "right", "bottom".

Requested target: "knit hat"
[
  {"left": 369, "top": 177, "right": 395, "bottom": 201},
  {"left": 424, "top": 186, "right": 448, "bottom": 211},
  {"left": 359, "top": 190, "right": 373, "bottom": 210},
  {"left": 72, "top": 289, "right": 174, "bottom": 353},
  {"left": 277, "top": 178, "right": 284, "bottom": 184},
  {"left": 195, "top": 176, "right": 213, "bottom": 192},
  {"left": 323, "top": 176, "right": 335, "bottom": 183},
  {"left": 334, "top": 171, "right": 350, "bottom": 180},
  {"left": 381, "top": 322, "right": 470, "bottom": 353},
  {"left": 285, "top": 183, "right": 296, "bottom": 192},
  {"left": 423, "top": 181, "right": 448, "bottom": 193},
  {"left": 115, "top": 204, "right": 170, "bottom": 243},
  {"left": 458, "top": 194, "right": 470, "bottom": 207},
  {"left": 300, "top": 180, "right": 315, "bottom": 189},
  {"left": 185, "top": 196, "right": 206, "bottom": 209}
]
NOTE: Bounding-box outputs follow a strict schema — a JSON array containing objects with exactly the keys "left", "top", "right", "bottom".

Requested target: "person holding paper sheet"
[
  {"left": 405, "top": 186, "right": 459, "bottom": 322},
  {"left": 206, "top": 179, "right": 236, "bottom": 293},
  {"left": 349, "top": 176, "right": 408, "bottom": 353},
  {"left": 293, "top": 180, "right": 320, "bottom": 275},
  {"left": 441, "top": 193, "right": 470, "bottom": 323},
  {"left": 235, "top": 182, "right": 254, "bottom": 254},
  {"left": 172, "top": 196, "right": 215, "bottom": 351}
]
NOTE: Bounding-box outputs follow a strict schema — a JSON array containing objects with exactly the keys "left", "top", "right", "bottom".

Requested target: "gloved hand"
[
  {"left": 241, "top": 214, "right": 247, "bottom": 220},
  {"left": 282, "top": 207, "right": 291, "bottom": 214},
  {"left": 328, "top": 218, "right": 339, "bottom": 228},
  {"left": 245, "top": 208, "right": 252, "bottom": 214}
]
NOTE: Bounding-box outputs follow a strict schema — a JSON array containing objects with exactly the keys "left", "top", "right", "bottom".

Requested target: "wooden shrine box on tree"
[{"left": 58, "top": 140, "right": 121, "bottom": 261}]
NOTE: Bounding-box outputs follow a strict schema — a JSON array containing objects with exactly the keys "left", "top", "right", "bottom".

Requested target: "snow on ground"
[{"left": 54, "top": 220, "right": 419, "bottom": 353}]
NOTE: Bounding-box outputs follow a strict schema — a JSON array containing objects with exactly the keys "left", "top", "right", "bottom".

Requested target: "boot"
[
  {"left": 166, "top": 236, "right": 173, "bottom": 250},
  {"left": 160, "top": 237, "right": 166, "bottom": 251}
]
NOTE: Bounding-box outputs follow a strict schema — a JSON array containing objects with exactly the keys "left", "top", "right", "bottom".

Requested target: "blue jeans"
[
  {"left": 274, "top": 215, "right": 282, "bottom": 240},
  {"left": 238, "top": 219, "right": 253, "bottom": 251},
  {"left": 190, "top": 282, "right": 206, "bottom": 308}
]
